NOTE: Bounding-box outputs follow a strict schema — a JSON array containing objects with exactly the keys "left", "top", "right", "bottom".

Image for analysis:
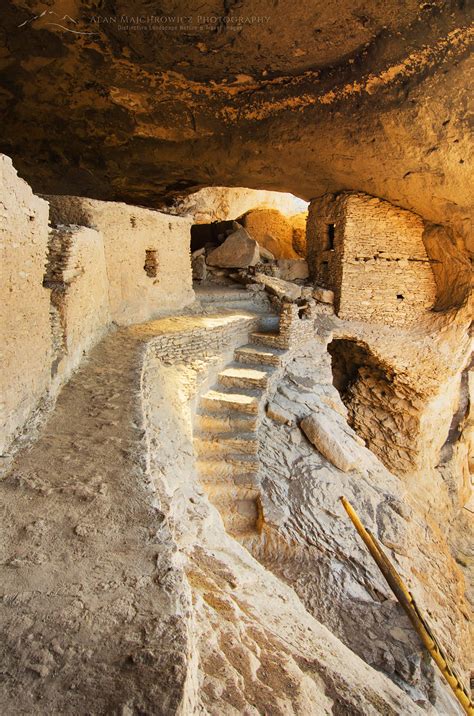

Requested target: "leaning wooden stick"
[{"left": 340, "top": 496, "right": 473, "bottom": 716}]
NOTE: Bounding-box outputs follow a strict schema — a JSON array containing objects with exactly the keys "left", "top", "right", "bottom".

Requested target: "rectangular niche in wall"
[
  {"left": 144, "top": 249, "right": 158, "bottom": 278},
  {"left": 324, "top": 223, "right": 336, "bottom": 251}
]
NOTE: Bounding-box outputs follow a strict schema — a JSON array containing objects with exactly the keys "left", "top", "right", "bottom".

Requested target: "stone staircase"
[{"left": 194, "top": 312, "right": 288, "bottom": 540}]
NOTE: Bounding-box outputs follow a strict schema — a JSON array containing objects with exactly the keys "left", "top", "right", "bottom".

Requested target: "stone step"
[
  {"left": 200, "top": 389, "right": 260, "bottom": 414},
  {"left": 218, "top": 364, "right": 273, "bottom": 390},
  {"left": 235, "top": 344, "right": 286, "bottom": 367},
  {"left": 195, "top": 411, "right": 258, "bottom": 433},
  {"left": 194, "top": 432, "right": 259, "bottom": 456},
  {"left": 250, "top": 331, "right": 285, "bottom": 349},
  {"left": 196, "top": 455, "right": 259, "bottom": 479}
]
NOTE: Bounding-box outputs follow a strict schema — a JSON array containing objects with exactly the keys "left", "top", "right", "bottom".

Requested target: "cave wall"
[
  {"left": 422, "top": 223, "right": 472, "bottom": 311},
  {"left": 171, "top": 186, "right": 309, "bottom": 225},
  {"left": 307, "top": 193, "right": 437, "bottom": 325},
  {"left": 0, "top": 155, "right": 51, "bottom": 453},
  {"left": 241, "top": 208, "right": 305, "bottom": 259},
  {"left": 46, "top": 195, "right": 194, "bottom": 326}
]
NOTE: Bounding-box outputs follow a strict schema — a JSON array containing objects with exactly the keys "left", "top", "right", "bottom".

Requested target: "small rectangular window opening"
[
  {"left": 144, "top": 249, "right": 158, "bottom": 278},
  {"left": 325, "top": 223, "right": 336, "bottom": 250}
]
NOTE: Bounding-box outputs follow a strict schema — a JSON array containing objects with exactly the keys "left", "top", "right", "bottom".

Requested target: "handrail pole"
[{"left": 340, "top": 496, "right": 473, "bottom": 716}]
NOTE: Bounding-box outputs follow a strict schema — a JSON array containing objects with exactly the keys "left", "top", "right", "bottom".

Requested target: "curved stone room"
[{"left": 0, "top": 2, "right": 472, "bottom": 714}]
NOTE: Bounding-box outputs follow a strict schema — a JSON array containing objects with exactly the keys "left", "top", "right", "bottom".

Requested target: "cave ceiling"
[{"left": 0, "top": 1, "right": 472, "bottom": 243}]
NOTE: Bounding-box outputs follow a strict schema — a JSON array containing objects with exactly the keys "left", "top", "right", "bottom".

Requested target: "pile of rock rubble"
[{"left": 192, "top": 221, "right": 335, "bottom": 308}]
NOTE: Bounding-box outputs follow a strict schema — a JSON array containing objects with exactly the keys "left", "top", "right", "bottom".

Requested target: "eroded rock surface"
[{"left": 0, "top": 1, "right": 472, "bottom": 253}]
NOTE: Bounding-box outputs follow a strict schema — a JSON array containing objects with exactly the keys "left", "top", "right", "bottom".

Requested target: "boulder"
[
  {"left": 277, "top": 259, "right": 309, "bottom": 281},
  {"left": 300, "top": 413, "right": 361, "bottom": 472},
  {"left": 206, "top": 228, "right": 259, "bottom": 268},
  {"left": 254, "top": 273, "right": 302, "bottom": 301},
  {"left": 291, "top": 213, "right": 308, "bottom": 257},
  {"left": 242, "top": 209, "right": 300, "bottom": 259},
  {"left": 259, "top": 245, "right": 276, "bottom": 261},
  {"left": 192, "top": 254, "right": 207, "bottom": 281},
  {"left": 313, "top": 287, "right": 335, "bottom": 304}
]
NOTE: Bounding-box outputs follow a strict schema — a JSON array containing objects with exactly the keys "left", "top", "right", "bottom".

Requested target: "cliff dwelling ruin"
[{"left": 0, "top": 2, "right": 472, "bottom": 715}]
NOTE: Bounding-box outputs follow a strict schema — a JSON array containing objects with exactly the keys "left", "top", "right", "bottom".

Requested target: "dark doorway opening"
[{"left": 190, "top": 220, "right": 239, "bottom": 253}]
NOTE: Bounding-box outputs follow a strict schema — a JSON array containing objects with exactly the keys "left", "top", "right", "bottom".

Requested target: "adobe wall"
[
  {"left": 307, "top": 193, "right": 437, "bottom": 325},
  {"left": 0, "top": 155, "right": 51, "bottom": 453},
  {"left": 1, "top": 155, "right": 195, "bottom": 454},
  {"left": 43, "top": 226, "right": 110, "bottom": 389},
  {"left": 46, "top": 196, "right": 194, "bottom": 326}
]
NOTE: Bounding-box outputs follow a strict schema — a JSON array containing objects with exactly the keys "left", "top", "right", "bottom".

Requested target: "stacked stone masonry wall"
[
  {"left": 307, "top": 193, "right": 437, "bottom": 326},
  {"left": 147, "top": 314, "right": 263, "bottom": 365}
]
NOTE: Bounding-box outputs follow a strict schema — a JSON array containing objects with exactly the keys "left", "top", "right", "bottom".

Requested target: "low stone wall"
[
  {"left": 145, "top": 313, "right": 263, "bottom": 365},
  {"left": 0, "top": 155, "right": 51, "bottom": 453},
  {"left": 46, "top": 195, "right": 194, "bottom": 326}
]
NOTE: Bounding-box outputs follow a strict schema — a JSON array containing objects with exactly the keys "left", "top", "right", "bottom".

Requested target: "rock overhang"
[{"left": 0, "top": 1, "right": 472, "bottom": 250}]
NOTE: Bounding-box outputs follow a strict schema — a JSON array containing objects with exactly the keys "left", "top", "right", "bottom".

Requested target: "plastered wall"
[
  {"left": 43, "top": 226, "right": 110, "bottom": 389},
  {"left": 307, "top": 193, "right": 437, "bottom": 325},
  {"left": 0, "top": 155, "right": 51, "bottom": 452},
  {"left": 46, "top": 196, "right": 194, "bottom": 325},
  {"left": 1, "top": 155, "right": 195, "bottom": 453}
]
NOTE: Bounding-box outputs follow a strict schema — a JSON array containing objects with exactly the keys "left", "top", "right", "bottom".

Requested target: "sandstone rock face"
[
  {"left": 291, "top": 212, "right": 308, "bottom": 257},
  {"left": 0, "top": 3, "right": 471, "bottom": 254},
  {"left": 171, "top": 187, "right": 309, "bottom": 225},
  {"left": 258, "top": 245, "right": 276, "bottom": 261},
  {"left": 300, "top": 412, "right": 362, "bottom": 472},
  {"left": 207, "top": 227, "right": 260, "bottom": 268},
  {"left": 243, "top": 209, "right": 301, "bottom": 260},
  {"left": 422, "top": 223, "right": 472, "bottom": 311},
  {"left": 255, "top": 332, "right": 471, "bottom": 713}
]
